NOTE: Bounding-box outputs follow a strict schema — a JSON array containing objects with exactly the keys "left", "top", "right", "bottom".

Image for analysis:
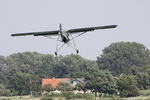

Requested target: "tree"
[
  {"left": 29, "top": 75, "right": 42, "bottom": 96},
  {"left": 56, "top": 81, "right": 73, "bottom": 92},
  {"left": 97, "top": 42, "right": 150, "bottom": 76},
  {"left": 0, "top": 84, "right": 5, "bottom": 96},
  {"left": 117, "top": 74, "right": 139, "bottom": 97},
  {"left": 136, "top": 72, "right": 150, "bottom": 89},
  {"left": 74, "top": 82, "right": 86, "bottom": 94},
  {"left": 42, "top": 84, "right": 54, "bottom": 92},
  {"left": 84, "top": 68, "right": 116, "bottom": 97},
  {"left": 128, "top": 85, "right": 140, "bottom": 97},
  {"left": 10, "top": 72, "right": 30, "bottom": 95}
]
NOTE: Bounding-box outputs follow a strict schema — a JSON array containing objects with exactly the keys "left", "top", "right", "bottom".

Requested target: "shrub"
[
  {"left": 108, "top": 98, "right": 124, "bottom": 100},
  {"left": 120, "top": 85, "right": 140, "bottom": 97},
  {"left": 85, "top": 93, "right": 94, "bottom": 100},
  {"left": 128, "top": 85, "right": 140, "bottom": 97},
  {"left": 76, "top": 93, "right": 85, "bottom": 99},
  {"left": 120, "top": 90, "right": 129, "bottom": 97},
  {"left": 140, "top": 89, "right": 150, "bottom": 96},
  {"left": 49, "top": 92, "right": 62, "bottom": 97},
  {"left": 43, "top": 92, "right": 62, "bottom": 97},
  {"left": 62, "top": 92, "right": 75, "bottom": 99},
  {"left": 41, "top": 97, "right": 53, "bottom": 100}
]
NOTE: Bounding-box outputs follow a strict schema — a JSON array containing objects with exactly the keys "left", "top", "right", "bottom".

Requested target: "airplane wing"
[
  {"left": 11, "top": 30, "right": 60, "bottom": 37},
  {"left": 67, "top": 25, "right": 117, "bottom": 33}
]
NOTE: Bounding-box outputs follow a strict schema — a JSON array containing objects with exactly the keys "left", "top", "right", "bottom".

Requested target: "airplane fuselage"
[{"left": 60, "top": 31, "right": 70, "bottom": 43}]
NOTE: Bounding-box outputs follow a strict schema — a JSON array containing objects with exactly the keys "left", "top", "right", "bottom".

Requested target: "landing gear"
[
  {"left": 55, "top": 52, "right": 57, "bottom": 56},
  {"left": 76, "top": 50, "right": 79, "bottom": 54}
]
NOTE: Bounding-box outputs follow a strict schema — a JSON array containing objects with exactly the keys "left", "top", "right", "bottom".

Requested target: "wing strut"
[
  {"left": 69, "top": 32, "right": 79, "bottom": 53},
  {"left": 55, "top": 43, "right": 65, "bottom": 56},
  {"left": 55, "top": 34, "right": 63, "bottom": 55},
  {"left": 70, "top": 31, "right": 87, "bottom": 40}
]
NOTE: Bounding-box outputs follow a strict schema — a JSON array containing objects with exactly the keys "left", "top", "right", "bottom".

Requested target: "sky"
[{"left": 0, "top": 0, "right": 150, "bottom": 60}]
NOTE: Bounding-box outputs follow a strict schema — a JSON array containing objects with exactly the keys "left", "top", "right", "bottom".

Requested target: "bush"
[
  {"left": 140, "top": 89, "right": 150, "bottom": 96},
  {"left": 108, "top": 98, "right": 124, "bottom": 100},
  {"left": 33, "top": 91, "right": 42, "bottom": 97},
  {"left": 76, "top": 93, "right": 85, "bottom": 99},
  {"left": 85, "top": 93, "right": 94, "bottom": 100},
  {"left": 62, "top": 92, "right": 75, "bottom": 99},
  {"left": 120, "top": 90, "right": 129, "bottom": 97},
  {"left": 2, "top": 99, "right": 10, "bottom": 100},
  {"left": 128, "top": 85, "right": 140, "bottom": 97},
  {"left": 120, "top": 85, "right": 140, "bottom": 97},
  {"left": 49, "top": 92, "right": 62, "bottom": 97},
  {"left": 41, "top": 97, "right": 53, "bottom": 100},
  {"left": 43, "top": 92, "right": 50, "bottom": 97},
  {"left": 43, "top": 92, "right": 62, "bottom": 97}
]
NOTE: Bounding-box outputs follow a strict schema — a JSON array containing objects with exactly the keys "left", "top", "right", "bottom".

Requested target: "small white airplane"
[{"left": 11, "top": 24, "right": 117, "bottom": 55}]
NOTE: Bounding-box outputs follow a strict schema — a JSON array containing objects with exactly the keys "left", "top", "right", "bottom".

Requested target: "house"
[
  {"left": 68, "top": 78, "right": 85, "bottom": 86},
  {"left": 42, "top": 77, "right": 68, "bottom": 89},
  {"left": 42, "top": 77, "right": 87, "bottom": 93}
]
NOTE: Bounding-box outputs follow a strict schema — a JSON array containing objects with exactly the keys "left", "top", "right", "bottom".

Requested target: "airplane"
[{"left": 11, "top": 24, "right": 117, "bottom": 55}]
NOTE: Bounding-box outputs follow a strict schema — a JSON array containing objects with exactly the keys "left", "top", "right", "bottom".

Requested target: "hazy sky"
[{"left": 0, "top": 0, "right": 150, "bottom": 60}]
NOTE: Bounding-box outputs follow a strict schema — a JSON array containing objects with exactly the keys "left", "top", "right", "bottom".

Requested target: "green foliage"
[
  {"left": 42, "top": 84, "right": 54, "bottom": 92},
  {"left": 10, "top": 72, "right": 31, "bottom": 95},
  {"left": 117, "top": 74, "right": 137, "bottom": 92},
  {"left": 74, "top": 82, "right": 86, "bottom": 94},
  {"left": 43, "top": 92, "right": 62, "bottom": 97},
  {"left": 61, "top": 92, "right": 75, "bottom": 99},
  {"left": 3, "top": 89, "right": 12, "bottom": 96},
  {"left": 85, "top": 68, "right": 117, "bottom": 96},
  {"left": 120, "top": 90, "right": 129, "bottom": 97},
  {"left": 85, "top": 93, "right": 94, "bottom": 100},
  {"left": 56, "top": 81, "right": 73, "bottom": 92},
  {"left": 41, "top": 97, "right": 53, "bottom": 100},
  {"left": 107, "top": 98, "right": 123, "bottom": 100},
  {"left": 0, "top": 52, "right": 92, "bottom": 96},
  {"left": 97, "top": 42, "right": 150, "bottom": 76},
  {"left": 117, "top": 74, "right": 139, "bottom": 97},
  {"left": 1, "top": 99, "right": 10, "bottom": 100},
  {"left": 0, "top": 41, "right": 150, "bottom": 97},
  {"left": 136, "top": 72, "right": 150, "bottom": 89},
  {"left": 0, "top": 84, "right": 5, "bottom": 96},
  {"left": 127, "top": 85, "right": 140, "bottom": 97},
  {"left": 140, "top": 89, "right": 150, "bottom": 96},
  {"left": 75, "top": 93, "right": 85, "bottom": 98}
]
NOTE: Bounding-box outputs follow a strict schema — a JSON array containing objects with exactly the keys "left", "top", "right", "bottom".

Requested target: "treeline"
[{"left": 0, "top": 42, "right": 150, "bottom": 97}]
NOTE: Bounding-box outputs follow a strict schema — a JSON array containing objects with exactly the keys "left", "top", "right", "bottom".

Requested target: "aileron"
[
  {"left": 68, "top": 25, "right": 117, "bottom": 33},
  {"left": 11, "top": 33, "right": 34, "bottom": 36},
  {"left": 11, "top": 30, "right": 59, "bottom": 37}
]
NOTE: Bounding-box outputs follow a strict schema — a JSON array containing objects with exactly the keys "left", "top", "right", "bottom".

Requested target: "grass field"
[
  {"left": 0, "top": 96, "right": 40, "bottom": 100},
  {"left": 0, "top": 96, "right": 150, "bottom": 100}
]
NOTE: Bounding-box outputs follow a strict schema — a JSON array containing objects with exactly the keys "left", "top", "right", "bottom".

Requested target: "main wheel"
[
  {"left": 76, "top": 50, "right": 79, "bottom": 54},
  {"left": 55, "top": 52, "right": 57, "bottom": 56}
]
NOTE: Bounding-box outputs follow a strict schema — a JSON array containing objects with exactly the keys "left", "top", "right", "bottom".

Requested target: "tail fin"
[{"left": 60, "top": 24, "right": 62, "bottom": 31}]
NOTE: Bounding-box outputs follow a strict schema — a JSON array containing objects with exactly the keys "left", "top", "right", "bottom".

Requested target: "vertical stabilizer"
[{"left": 60, "top": 24, "right": 62, "bottom": 32}]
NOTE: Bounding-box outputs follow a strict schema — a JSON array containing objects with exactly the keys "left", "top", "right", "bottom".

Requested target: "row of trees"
[
  {"left": 0, "top": 42, "right": 150, "bottom": 97},
  {"left": 42, "top": 68, "right": 150, "bottom": 97}
]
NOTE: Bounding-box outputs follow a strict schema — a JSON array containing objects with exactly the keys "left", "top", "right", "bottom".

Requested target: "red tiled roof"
[{"left": 42, "top": 78, "right": 68, "bottom": 88}]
